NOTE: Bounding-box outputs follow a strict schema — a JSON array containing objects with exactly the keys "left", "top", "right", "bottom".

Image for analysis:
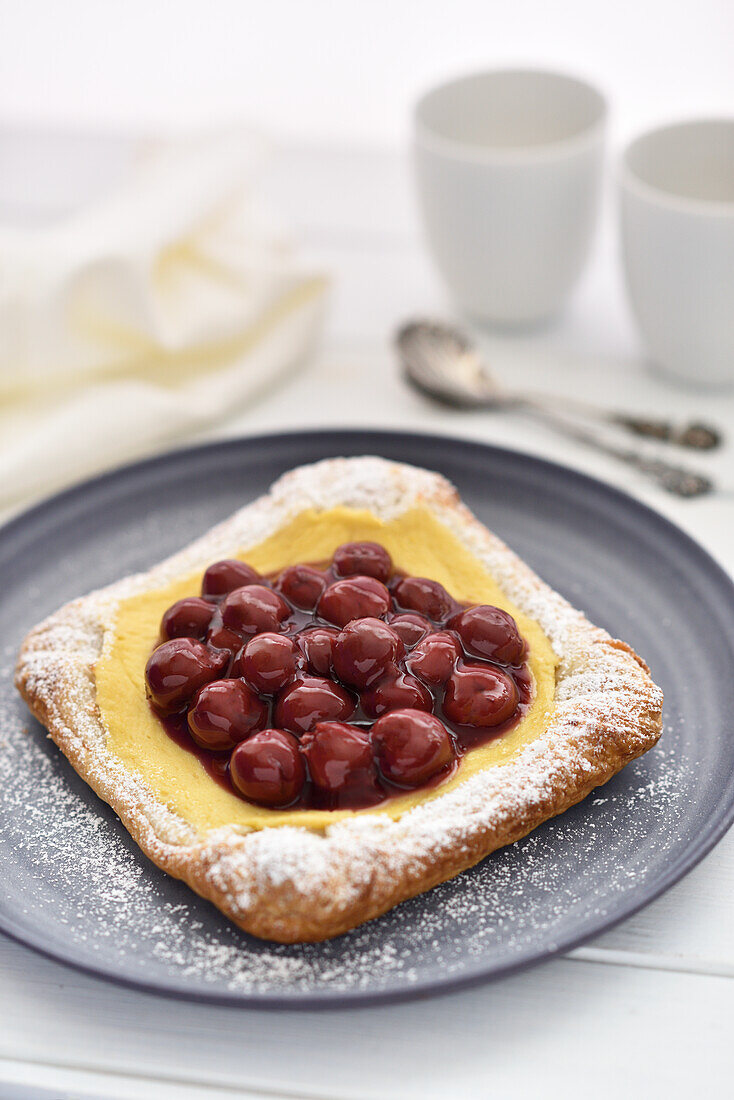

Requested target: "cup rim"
[
  {"left": 619, "top": 117, "right": 734, "bottom": 216},
  {"left": 413, "top": 67, "right": 607, "bottom": 163}
]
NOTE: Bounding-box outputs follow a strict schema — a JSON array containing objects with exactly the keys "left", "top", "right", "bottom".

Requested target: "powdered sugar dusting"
[
  {"left": 14, "top": 459, "right": 663, "bottom": 945},
  {"left": 0, "top": 670, "right": 688, "bottom": 997},
  {"left": 3, "top": 452, "right": 711, "bottom": 998}
]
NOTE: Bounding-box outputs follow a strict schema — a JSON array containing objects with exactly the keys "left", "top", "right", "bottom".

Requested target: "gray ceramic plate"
[{"left": 2, "top": 430, "right": 734, "bottom": 1007}]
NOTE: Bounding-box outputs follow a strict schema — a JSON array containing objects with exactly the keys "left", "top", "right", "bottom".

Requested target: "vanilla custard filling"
[{"left": 96, "top": 507, "right": 557, "bottom": 834}]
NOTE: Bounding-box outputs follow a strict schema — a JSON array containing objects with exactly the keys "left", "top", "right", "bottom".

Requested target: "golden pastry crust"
[{"left": 15, "top": 457, "right": 663, "bottom": 942}]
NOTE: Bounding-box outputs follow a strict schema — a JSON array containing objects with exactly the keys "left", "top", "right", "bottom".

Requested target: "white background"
[
  {"left": 1, "top": 0, "right": 733, "bottom": 147},
  {"left": 1, "top": 4, "right": 734, "bottom": 1097}
]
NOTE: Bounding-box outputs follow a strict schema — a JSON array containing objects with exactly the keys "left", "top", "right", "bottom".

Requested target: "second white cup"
[
  {"left": 619, "top": 119, "right": 734, "bottom": 388},
  {"left": 413, "top": 69, "right": 606, "bottom": 327}
]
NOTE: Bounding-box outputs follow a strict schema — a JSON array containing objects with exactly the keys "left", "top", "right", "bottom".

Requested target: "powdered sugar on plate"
[
  {"left": 13, "top": 459, "right": 664, "bottom": 947},
  {"left": 0, "top": 438, "right": 729, "bottom": 1003},
  {"left": 0, "top": 657, "right": 689, "bottom": 1000}
]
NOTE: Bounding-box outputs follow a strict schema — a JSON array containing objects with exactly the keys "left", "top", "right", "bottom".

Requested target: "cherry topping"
[
  {"left": 332, "top": 618, "right": 405, "bottom": 689},
  {"left": 361, "top": 669, "right": 432, "bottom": 719},
  {"left": 318, "top": 575, "right": 391, "bottom": 627},
  {"left": 221, "top": 584, "right": 290, "bottom": 636},
  {"left": 160, "top": 597, "right": 214, "bottom": 642},
  {"left": 443, "top": 664, "right": 518, "bottom": 727},
  {"left": 301, "top": 721, "right": 377, "bottom": 795},
  {"left": 275, "top": 675, "right": 355, "bottom": 734},
  {"left": 201, "top": 559, "right": 260, "bottom": 598},
  {"left": 372, "top": 709, "right": 455, "bottom": 787},
  {"left": 275, "top": 563, "right": 327, "bottom": 610},
  {"left": 206, "top": 622, "right": 245, "bottom": 655},
  {"left": 187, "top": 678, "right": 267, "bottom": 751},
  {"left": 236, "top": 633, "right": 298, "bottom": 694},
  {"left": 392, "top": 576, "right": 453, "bottom": 622},
  {"left": 448, "top": 605, "right": 525, "bottom": 665},
  {"left": 145, "top": 638, "right": 228, "bottom": 713},
  {"left": 332, "top": 541, "right": 392, "bottom": 583},
  {"left": 230, "top": 729, "right": 305, "bottom": 807},
  {"left": 388, "top": 612, "right": 432, "bottom": 649},
  {"left": 409, "top": 631, "right": 462, "bottom": 685},
  {"left": 148, "top": 544, "right": 531, "bottom": 812},
  {"left": 298, "top": 627, "right": 339, "bottom": 676}
]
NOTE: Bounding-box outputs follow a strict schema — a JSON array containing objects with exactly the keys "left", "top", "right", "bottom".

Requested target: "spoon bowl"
[{"left": 397, "top": 320, "right": 502, "bottom": 407}]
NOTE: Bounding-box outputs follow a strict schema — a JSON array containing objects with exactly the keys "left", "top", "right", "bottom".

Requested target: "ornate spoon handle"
[
  {"left": 610, "top": 414, "right": 721, "bottom": 451},
  {"left": 620, "top": 452, "right": 714, "bottom": 497},
  {"left": 521, "top": 406, "right": 714, "bottom": 498},
  {"left": 524, "top": 393, "right": 722, "bottom": 451}
]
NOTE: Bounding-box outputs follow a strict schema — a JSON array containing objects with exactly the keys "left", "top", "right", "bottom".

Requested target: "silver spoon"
[{"left": 397, "top": 319, "right": 716, "bottom": 498}]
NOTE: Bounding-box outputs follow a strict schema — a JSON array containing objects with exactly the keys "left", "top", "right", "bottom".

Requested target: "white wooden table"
[{"left": 2, "top": 137, "right": 733, "bottom": 1099}]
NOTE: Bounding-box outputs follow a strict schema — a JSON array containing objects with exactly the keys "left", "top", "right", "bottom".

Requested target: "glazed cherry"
[
  {"left": 372, "top": 709, "right": 455, "bottom": 787},
  {"left": 187, "top": 678, "right": 267, "bottom": 751},
  {"left": 361, "top": 670, "right": 432, "bottom": 719},
  {"left": 160, "top": 597, "right": 214, "bottom": 642},
  {"left": 332, "top": 618, "right": 405, "bottom": 689},
  {"left": 201, "top": 559, "right": 260, "bottom": 598},
  {"left": 392, "top": 576, "right": 453, "bottom": 622},
  {"left": 318, "top": 575, "right": 391, "bottom": 628},
  {"left": 275, "top": 676, "right": 355, "bottom": 734},
  {"left": 221, "top": 584, "right": 290, "bottom": 636},
  {"left": 206, "top": 621, "right": 245, "bottom": 655},
  {"left": 145, "top": 638, "right": 228, "bottom": 713},
  {"left": 388, "top": 612, "right": 432, "bottom": 649},
  {"left": 443, "top": 664, "right": 518, "bottom": 727},
  {"left": 448, "top": 605, "right": 525, "bottom": 665},
  {"left": 236, "top": 633, "right": 298, "bottom": 694},
  {"left": 332, "top": 541, "right": 392, "bottom": 583},
  {"left": 275, "top": 564, "right": 327, "bottom": 610},
  {"left": 409, "top": 631, "right": 462, "bottom": 685},
  {"left": 301, "top": 722, "right": 377, "bottom": 794},
  {"left": 148, "top": 544, "right": 533, "bottom": 811},
  {"left": 230, "top": 729, "right": 305, "bottom": 807},
  {"left": 298, "top": 627, "right": 339, "bottom": 676}
]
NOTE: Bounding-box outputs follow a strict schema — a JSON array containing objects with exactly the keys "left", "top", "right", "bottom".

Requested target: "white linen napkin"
[{"left": 0, "top": 130, "right": 328, "bottom": 513}]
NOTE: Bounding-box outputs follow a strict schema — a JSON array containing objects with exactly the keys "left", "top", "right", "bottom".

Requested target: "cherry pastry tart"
[
  {"left": 145, "top": 542, "right": 532, "bottom": 810},
  {"left": 16, "top": 456, "right": 663, "bottom": 944}
]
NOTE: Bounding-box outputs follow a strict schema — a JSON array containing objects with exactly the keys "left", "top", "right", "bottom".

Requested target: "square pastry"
[{"left": 15, "top": 457, "right": 663, "bottom": 942}]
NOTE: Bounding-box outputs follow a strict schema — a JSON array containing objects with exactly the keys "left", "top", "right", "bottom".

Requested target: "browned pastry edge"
[{"left": 15, "top": 457, "right": 663, "bottom": 942}]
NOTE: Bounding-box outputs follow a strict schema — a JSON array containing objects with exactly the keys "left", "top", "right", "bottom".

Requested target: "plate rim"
[{"left": 3, "top": 427, "right": 734, "bottom": 1009}]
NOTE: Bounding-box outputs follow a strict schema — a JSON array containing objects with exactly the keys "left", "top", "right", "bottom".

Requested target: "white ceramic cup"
[
  {"left": 413, "top": 69, "right": 606, "bottom": 327},
  {"left": 619, "top": 119, "right": 734, "bottom": 388}
]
